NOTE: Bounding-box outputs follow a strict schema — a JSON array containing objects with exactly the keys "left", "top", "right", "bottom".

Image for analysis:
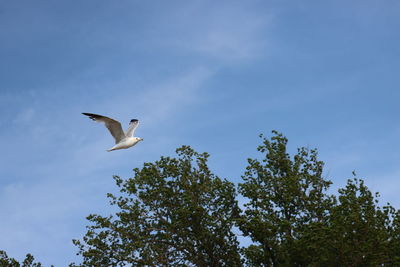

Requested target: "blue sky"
[{"left": 1, "top": 0, "right": 400, "bottom": 265}]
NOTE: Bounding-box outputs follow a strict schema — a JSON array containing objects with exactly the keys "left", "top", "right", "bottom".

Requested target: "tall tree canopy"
[
  {"left": 237, "top": 131, "right": 334, "bottom": 266},
  {"left": 71, "top": 146, "right": 241, "bottom": 267},
  {"left": 0, "top": 251, "right": 46, "bottom": 267},
  {"left": 3, "top": 132, "right": 400, "bottom": 266},
  {"left": 237, "top": 131, "right": 400, "bottom": 266}
]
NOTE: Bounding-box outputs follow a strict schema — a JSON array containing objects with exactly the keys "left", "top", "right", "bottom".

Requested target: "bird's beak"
[{"left": 140, "top": 138, "right": 144, "bottom": 141}]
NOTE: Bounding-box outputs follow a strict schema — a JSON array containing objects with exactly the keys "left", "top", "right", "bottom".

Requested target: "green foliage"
[
  {"left": 238, "top": 131, "right": 400, "bottom": 266},
  {"left": 3, "top": 131, "right": 400, "bottom": 266},
  {"left": 314, "top": 177, "right": 400, "bottom": 266},
  {"left": 71, "top": 146, "right": 241, "bottom": 266},
  {"left": 0, "top": 251, "right": 45, "bottom": 267},
  {"left": 238, "top": 131, "right": 334, "bottom": 266}
]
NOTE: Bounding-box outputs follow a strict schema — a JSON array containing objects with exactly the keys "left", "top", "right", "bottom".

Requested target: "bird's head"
[{"left": 136, "top": 137, "right": 144, "bottom": 142}]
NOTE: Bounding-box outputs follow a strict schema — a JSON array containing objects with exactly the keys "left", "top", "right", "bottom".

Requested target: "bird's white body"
[
  {"left": 82, "top": 113, "right": 143, "bottom": 152},
  {"left": 107, "top": 137, "right": 142, "bottom": 152}
]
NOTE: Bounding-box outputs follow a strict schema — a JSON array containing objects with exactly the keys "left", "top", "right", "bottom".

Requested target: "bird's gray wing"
[
  {"left": 82, "top": 113, "right": 125, "bottom": 143},
  {"left": 125, "top": 119, "right": 139, "bottom": 137}
]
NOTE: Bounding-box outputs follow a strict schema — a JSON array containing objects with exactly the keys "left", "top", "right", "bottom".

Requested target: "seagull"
[{"left": 82, "top": 113, "right": 143, "bottom": 152}]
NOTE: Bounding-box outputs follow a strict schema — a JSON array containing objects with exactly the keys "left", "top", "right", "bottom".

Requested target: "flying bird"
[{"left": 82, "top": 113, "right": 143, "bottom": 152}]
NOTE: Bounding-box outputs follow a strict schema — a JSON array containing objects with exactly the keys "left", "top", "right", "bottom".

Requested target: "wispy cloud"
[
  {"left": 148, "top": 1, "right": 271, "bottom": 64},
  {"left": 0, "top": 67, "right": 216, "bottom": 266},
  {"left": 171, "top": 8, "right": 270, "bottom": 62},
  {"left": 0, "top": 1, "right": 273, "bottom": 265}
]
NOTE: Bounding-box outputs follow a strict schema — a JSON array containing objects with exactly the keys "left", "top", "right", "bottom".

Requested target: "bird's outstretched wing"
[
  {"left": 125, "top": 119, "right": 139, "bottom": 137},
  {"left": 82, "top": 113, "right": 125, "bottom": 143}
]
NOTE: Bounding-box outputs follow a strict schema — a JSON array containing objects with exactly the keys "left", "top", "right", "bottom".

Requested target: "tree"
[
  {"left": 71, "top": 146, "right": 241, "bottom": 267},
  {"left": 3, "top": 131, "right": 400, "bottom": 266},
  {"left": 237, "top": 131, "right": 333, "bottom": 266},
  {"left": 237, "top": 131, "right": 400, "bottom": 266},
  {"left": 0, "top": 251, "right": 45, "bottom": 267},
  {"left": 314, "top": 177, "right": 400, "bottom": 266}
]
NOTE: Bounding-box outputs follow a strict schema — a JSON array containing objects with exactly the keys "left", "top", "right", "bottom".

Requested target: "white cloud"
[
  {"left": 156, "top": 1, "right": 271, "bottom": 63},
  {"left": 0, "top": 66, "right": 217, "bottom": 265},
  {"left": 13, "top": 108, "right": 35, "bottom": 124},
  {"left": 0, "top": 2, "right": 273, "bottom": 265},
  {"left": 184, "top": 14, "right": 269, "bottom": 62},
  {"left": 138, "top": 67, "right": 213, "bottom": 121}
]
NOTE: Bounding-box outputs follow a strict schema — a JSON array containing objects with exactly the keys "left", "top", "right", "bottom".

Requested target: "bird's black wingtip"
[
  {"left": 130, "top": 119, "right": 139, "bottom": 123},
  {"left": 82, "top": 112, "right": 98, "bottom": 121}
]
